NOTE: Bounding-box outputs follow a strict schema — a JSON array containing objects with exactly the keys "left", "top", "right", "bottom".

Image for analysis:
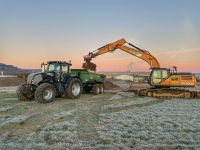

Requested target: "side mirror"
[
  {"left": 69, "top": 60, "right": 72, "bottom": 66},
  {"left": 41, "top": 62, "right": 45, "bottom": 68},
  {"left": 41, "top": 62, "right": 47, "bottom": 72}
]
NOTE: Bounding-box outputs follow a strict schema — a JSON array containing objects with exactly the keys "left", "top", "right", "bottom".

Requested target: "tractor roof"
[{"left": 47, "top": 61, "right": 72, "bottom": 65}]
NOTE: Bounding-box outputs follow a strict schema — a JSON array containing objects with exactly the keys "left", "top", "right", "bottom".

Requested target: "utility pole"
[{"left": 127, "top": 62, "right": 134, "bottom": 72}]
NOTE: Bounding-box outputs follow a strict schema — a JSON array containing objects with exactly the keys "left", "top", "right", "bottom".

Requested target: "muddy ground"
[
  {"left": 0, "top": 80, "right": 200, "bottom": 149},
  {"left": 0, "top": 78, "right": 24, "bottom": 87}
]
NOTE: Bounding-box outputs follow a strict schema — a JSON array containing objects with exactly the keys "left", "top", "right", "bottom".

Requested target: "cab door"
[
  {"left": 61, "top": 63, "right": 70, "bottom": 84},
  {"left": 150, "top": 68, "right": 170, "bottom": 86}
]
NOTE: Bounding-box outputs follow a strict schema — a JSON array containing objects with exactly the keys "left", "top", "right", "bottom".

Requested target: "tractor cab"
[
  {"left": 41, "top": 61, "right": 72, "bottom": 83},
  {"left": 42, "top": 61, "right": 71, "bottom": 73}
]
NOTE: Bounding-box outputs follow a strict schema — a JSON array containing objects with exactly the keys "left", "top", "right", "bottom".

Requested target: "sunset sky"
[{"left": 0, "top": 0, "right": 200, "bottom": 72}]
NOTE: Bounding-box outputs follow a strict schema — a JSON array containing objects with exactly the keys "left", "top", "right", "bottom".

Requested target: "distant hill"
[{"left": 0, "top": 63, "right": 40, "bottom": 75}]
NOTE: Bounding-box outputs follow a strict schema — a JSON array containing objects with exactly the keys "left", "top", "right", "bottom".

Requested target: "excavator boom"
[
  {"left": 83, "top": 38, "right": 160, "bottom": 70},
  {"left": 118, "top": 44, "right": 160, "bottom": 68}
]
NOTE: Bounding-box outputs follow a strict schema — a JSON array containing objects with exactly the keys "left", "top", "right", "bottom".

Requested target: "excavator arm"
[
  {"left": 83, "top": 38, "right": 160, "bottom": 71},
  {"left": 83, "top": 39, "right": 126, "bottom": 63}
]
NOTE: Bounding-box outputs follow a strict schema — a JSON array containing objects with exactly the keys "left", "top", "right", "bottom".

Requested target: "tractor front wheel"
[{"left": 16, "top": 84, "right": 34, "bottom": 101}]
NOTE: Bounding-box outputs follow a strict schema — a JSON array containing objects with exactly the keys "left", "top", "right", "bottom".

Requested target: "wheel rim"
[
  {"left": 101, "top": 87, "right": 104, "bottom": 93},
  {"left": 43, "top": 88, "right": 53, "bottom": 100},
  {"left": 72, "top": 83, "right": 81, "bottom": 96},
  {"left": 97, "top": 87, "right": 100, "bottom": 94}
]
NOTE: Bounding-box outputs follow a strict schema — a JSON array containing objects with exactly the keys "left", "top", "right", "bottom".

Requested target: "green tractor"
[{"left": 17, "top": 61, "right": 105, "bottom": 103}]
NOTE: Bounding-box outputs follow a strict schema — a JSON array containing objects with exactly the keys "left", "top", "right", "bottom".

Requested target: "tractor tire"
[
  {"left": 66, "top": 78, "right": 82, "bottom": 99},
  {"left": 16, "top": 84, "right": 34, "bottom": 101},
  {"left": 35, "top": 83, "right": 56, "bottom": 103},
  {"left": 92, "top": 84, "right": 100, "bottom": 95},
  {"left": 99, "top": 84, "right": 104, "bottom": 94}
]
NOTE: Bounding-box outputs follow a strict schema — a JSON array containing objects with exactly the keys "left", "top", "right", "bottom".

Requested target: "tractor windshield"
[{"left": 47, "top": 63, "right": 61, "bottom": 72}]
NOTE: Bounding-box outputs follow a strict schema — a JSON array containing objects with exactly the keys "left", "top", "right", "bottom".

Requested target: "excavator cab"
[
  {"left": 150, "top": 68, "right": 170, "bottom": 86},
  {"left": 150, "top": 68, "right": 196, "bottom": 87}
]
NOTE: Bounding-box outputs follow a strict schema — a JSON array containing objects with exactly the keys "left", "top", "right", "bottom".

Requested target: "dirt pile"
[
  {"left": 104, "top": 80, "right": 119, "bottom": 90},
  {"left": 0, "top": 77, "right": 24, "bottom": 87},
  {"left": 127, "top": 83, "right": 150, "bottom": 91}
]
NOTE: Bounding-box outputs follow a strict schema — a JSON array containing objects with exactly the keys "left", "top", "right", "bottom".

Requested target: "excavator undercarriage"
[{"left": 128, "top": 86, "right": 200, "bottom": 99}]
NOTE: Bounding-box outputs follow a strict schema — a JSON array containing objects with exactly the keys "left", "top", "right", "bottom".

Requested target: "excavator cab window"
[{"left": 150, "top": 68, "right": 170, "bottom": 85}]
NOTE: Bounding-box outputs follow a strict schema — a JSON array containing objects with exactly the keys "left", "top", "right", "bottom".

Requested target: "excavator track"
[{"left": 137, "top": 88, "right": 200, "bottom": 99}]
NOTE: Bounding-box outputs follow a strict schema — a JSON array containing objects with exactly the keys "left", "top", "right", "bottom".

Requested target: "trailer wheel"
[
  {"left": 99, "top": 84, "right": 104, "bottom": 94},
  {"left": 92, "top": 84, "right": 100, "bottom": 95},
  {"left": 35, "top": 83, "right": 56, "bottom": 103},
  {"left": 197, "top": 92, "right": 200, "bottom": 98},
  {"left": 16, "top": 84, "right": 34, "bottom": 101},
  {"left": 66, "top": 78, "right": 82, "bottom": 99}
]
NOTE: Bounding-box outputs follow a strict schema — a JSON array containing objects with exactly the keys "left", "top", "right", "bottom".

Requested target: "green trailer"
[{"left": 71, "top": 69, "right": 106, "bottom": 95}]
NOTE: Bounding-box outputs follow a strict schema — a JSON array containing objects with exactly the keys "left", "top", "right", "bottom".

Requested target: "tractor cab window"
[
  {"left": 47, "top": 63, "right": 61, "bottom": 72},
  {"left": 62, "top": 63, "right": 69, "bottom": 73},
  {"left": 151, "top": 69, "right": 170, "bottom": 85}
]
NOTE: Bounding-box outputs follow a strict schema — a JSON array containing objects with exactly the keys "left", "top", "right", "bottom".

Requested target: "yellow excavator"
[{"left": 83, "top": 38, "right": 199, "bottom": 98}]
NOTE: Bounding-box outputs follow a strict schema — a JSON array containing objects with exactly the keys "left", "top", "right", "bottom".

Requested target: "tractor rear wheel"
[
  {"left": 35, "top": 83, "right": 56, "bottom": 103},
  {"left": 66, "top": 78, "right": 82, "bottom": 99},
  {"left": 16, "top": 84, "right": 34, "bottom": 101}
]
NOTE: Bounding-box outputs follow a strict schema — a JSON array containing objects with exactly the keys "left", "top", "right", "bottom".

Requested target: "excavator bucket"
[{"left": 82, "top": 62, "right": 97, "bottom": 71}]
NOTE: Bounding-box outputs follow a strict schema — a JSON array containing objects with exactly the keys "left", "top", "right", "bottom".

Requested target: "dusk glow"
[{"left": 0, "top": 0, "right": 200, "bottom": 72}]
